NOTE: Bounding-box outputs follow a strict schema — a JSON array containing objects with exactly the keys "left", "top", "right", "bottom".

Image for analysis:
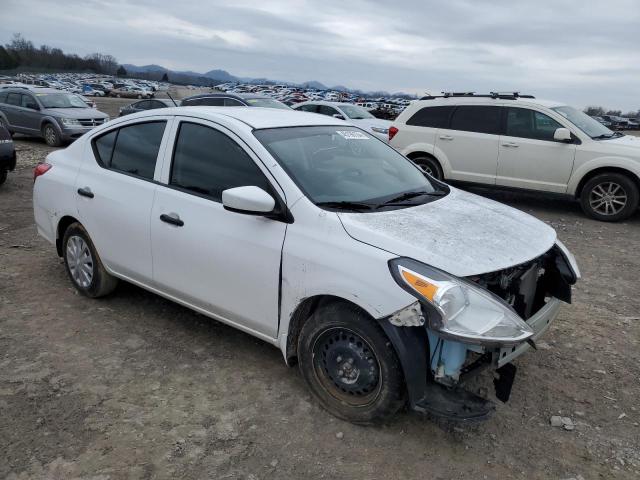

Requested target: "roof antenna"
[{"left": 166, "top": 91, "right": 178, "bottom": 107}]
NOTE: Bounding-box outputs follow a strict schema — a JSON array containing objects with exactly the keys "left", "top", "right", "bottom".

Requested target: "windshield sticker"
[{"left": 336, "top": 130, "right": 369, "bottom": 140}]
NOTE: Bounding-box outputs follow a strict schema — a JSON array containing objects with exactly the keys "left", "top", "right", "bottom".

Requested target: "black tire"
[
  {"left": 298, "top": 301, "right": 406, "bottom": 424},
  {"left": 62, "top": 222, "right": 118, "bottom": 298},
  {"left": 0, "top": 169, "right": 6, "bottom": 186},
  {"left": 580, "top": 173, "right": 639, "bottom": 222},
  {"left": 42, "top": 123, "right": 62, "bottom": 147},
  {"left": 0, "top": 117, "right": 13, "bottom": 136},
  {"left": 412, "top": 155, "right": 443, "bottom": 180}
]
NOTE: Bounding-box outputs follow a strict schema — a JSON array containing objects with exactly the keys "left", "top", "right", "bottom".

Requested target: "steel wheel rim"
[
  {"left": 45, "top": 126, "right": 56, "bottom": 145},
  {"left": 66, "top": 235, "right": 94, "bottom": 288},
  {"left": 589, "top": 182, "right": 627, "bottom": 216},
  {"left": 311, "top": 327, "right": 382, "bottom": 407}
]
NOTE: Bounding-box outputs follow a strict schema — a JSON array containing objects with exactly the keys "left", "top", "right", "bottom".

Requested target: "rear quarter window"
[{"left": 406, "top": 105, "right": 455, "bottom": 128}]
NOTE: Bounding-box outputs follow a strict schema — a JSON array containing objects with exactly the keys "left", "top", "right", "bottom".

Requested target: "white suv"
[{"left": 390, "top": 93, "right": 640, "bottom": 221}]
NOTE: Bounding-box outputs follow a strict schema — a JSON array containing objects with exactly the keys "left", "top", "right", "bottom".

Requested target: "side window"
[
  {"left": 406, "top": 106, "right": 455, "bottom": 128},
  {"left": 297, "top": 104, "right": 318, "bottom": 113},
  {"left": 184, "top": 97, "right": 224, "bottom": 106},
  {"left": 317, "top": 105, "right": 339, "bottom": 117},
  {"left": 170, "top": 122, "right": 271, "bottom": 202},
  {"left": 92, "top": 121, "right": 166, "bottom": 180},
  {"left": 151, "top": 101, "right": 167, "bottom": 109},
  {"left": 135, "top": 100, "right": 151, "bottom": 110},
  {"left": 449, "top": 106, "right": 501, "bottom": 135},
  {"left": 224, "top": 98, "right": 244, "bottom": 106},
  {"left": 505, "top": 108, "right": 563, "bottom": 141},
  {"left": 20, "top": 95, "right": 36, "bottom": 108},
  {"left": 6, "top": 93, "right": 21, "bottom": 106}
]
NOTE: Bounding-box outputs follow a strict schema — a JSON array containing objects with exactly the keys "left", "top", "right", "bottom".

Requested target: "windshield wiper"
[
  {"left": 316, "top": 201, "right": 373, "bottom": 211},
  {"left": 592, "top": 131, "right": 623, "bottom": 140},
  {"left": 377, "top": 190, "right": 446, "bottom": 208}
]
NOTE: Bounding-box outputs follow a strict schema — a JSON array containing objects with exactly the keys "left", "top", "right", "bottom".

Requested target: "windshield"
[
  {"left": 37, "top": 93, "right": 87, "bottom": 109},
  {"left": 245, "top": 98, "right": 290, "bottom": 110},
  {"left": 254, "top": 126, "right": 441, "bottom": 208},
  {"left": 551, "top": 106, "right": 613, "bottom": 138},
  {"left": 339, "top": 104, "right": 374, "bottom": 119}
]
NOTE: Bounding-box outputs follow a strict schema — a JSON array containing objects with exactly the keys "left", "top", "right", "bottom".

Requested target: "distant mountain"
[{"left": 121, "top": 63, "right": 411, "bottom": 97}]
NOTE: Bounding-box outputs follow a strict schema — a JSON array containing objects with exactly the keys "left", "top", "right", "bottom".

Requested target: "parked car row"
[{"left": 592, "top": 114, "right": 640, "bottom": 130}]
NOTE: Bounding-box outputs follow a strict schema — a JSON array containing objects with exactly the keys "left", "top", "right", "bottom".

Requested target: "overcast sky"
[{"left": 2, "top": 0, "right": 638, "bottom": 110}]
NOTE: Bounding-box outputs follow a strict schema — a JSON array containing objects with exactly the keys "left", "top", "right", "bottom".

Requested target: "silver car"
[{"left": 0, "top": 87, "right": 109, "bottom": 146}]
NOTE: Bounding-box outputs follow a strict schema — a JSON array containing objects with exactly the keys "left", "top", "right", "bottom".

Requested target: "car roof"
[
  {"left": 182, "top": 92, "right": 272, "bottom": 101},
  {"left": 409, "top": 97, "right": 565, "bottom": 109},
  {"left": 128, "top": 106, "right": 345, "bottom": 129}
]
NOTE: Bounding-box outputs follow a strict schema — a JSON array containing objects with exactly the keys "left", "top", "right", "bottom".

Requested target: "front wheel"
[
  {"left": 580, "top": 173, "right": 639, "bottom": 222},
  {"left": 298, "top": 302, "right": 406, "bottom": 424},
  {"left": 62, "top": 222, "right": 118, "bottom": 298},
  {"left": 42, "top": 124, "right": 62, "bottom": 147}
]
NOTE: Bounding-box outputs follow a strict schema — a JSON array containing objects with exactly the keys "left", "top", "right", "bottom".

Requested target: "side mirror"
[
  {"left": 554, "top": 127, "right": 572, "bottom": 142},
  {"left": 332, "top": 113, "right": 345, "bottom": 120},
  {"left": 222, "top": 186, "right": 275, "bottom": 215},
  {"left": 26, "top": 103, "right": 39, "bottom": 110}
]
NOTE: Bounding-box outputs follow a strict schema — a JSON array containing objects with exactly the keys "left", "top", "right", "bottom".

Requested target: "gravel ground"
[{"left": 1, "top": 103, "right": 639, "bottom": 479}]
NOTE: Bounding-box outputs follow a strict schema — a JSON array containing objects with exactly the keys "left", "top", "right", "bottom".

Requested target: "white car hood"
[{"left": 338, "top": 188, "right": 557, "bottom": 277}]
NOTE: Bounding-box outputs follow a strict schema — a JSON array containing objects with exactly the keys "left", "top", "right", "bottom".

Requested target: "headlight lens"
[
  {"left": 389, "top": 258, "right": 533, "bottom": 345},
  {"left": 59, "top": 118, "right": 81, "bottom": 127},
  {"left": 371, "top": 126, "right": 389, "bottom": 134}
]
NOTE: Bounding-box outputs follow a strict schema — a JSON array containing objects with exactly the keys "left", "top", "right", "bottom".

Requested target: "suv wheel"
[
  {"left": 412, "top": 155, "right": 443, "bottom": 180},
  {"left": 297, "top": 302, "right": 406, "bottom": 424},
  {"left": 43, "top": 124, "right": 62, "bottom": 147},
  {"left": 0, "top": 168, "right": 7, "bottom": 186},
  {"left": 580, "top": 173, "right": 639, "bottom": 222},
  {"left": 62, "top": 222, "right": 118, "bottom": 298}
]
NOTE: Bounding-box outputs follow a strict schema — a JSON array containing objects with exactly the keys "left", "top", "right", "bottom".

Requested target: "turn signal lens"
[{"left": 401, "top": 269, "right": 438, "bottom": 301}]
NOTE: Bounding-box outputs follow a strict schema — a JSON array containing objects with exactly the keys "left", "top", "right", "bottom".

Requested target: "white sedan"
[
  {"left": 33, "top": 107, "right": 579, "bottom": 423},
  {"left": 292, "top": 101, "right": 392, "bottom": 141}
]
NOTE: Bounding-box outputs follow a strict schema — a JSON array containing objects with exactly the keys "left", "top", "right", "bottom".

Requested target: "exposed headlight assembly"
[{"left": 389, "top": 258, "right": 533, "bottom": 346}]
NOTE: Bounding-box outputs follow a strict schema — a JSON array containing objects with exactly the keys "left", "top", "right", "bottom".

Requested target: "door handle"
[
  {"left": 77, "top": 187, "right": 94, "bottom": 198},
  {"left": 439, "top": 135, "right": 454, "bottom": 141},
  {"left": 160, "top": 213, "right": 184, "bottom": 227},
  {"left": 502, "top": 142, "right": 519, "bottom": 148}
]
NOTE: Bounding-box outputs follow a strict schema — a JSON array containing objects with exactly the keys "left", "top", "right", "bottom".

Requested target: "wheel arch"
[
  {"left": 574, "top": 166, "right": 640, "bottom": 199},
  {"left": 56, "top": 215, "right": 80, "bottom": 256},
  {"left": 283, "top": 295, "right": 375, "bottom": 366}
]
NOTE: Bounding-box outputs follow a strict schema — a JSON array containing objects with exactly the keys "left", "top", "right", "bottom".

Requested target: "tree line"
[
  {"left": 0, "top": 33, "right": 119, "bottom": 74},
  {"left": 583, "top": 106, "right": 639, "bottom": 119}
]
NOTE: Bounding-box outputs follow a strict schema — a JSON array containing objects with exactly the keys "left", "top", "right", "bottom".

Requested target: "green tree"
[
  {"left": 161, "top": 72, "right": 169, "bottom": 82},
  {"left": 116, "top": 65, "right": 127, "bottom": 77}
]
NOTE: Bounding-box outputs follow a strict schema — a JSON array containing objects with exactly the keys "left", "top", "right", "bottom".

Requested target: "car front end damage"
[{"left": 379, "top": 242, "right": 580, "bottom": 420}]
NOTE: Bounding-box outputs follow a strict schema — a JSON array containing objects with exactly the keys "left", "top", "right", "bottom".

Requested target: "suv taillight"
[
  {"left": 33, "top": 163, "right": 52, "bottom": 182},
  {"left": 388, "top": 126, "right": 398, "bottom": 141}
]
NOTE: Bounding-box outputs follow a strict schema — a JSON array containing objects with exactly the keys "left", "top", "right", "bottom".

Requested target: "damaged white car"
[{"left": 33, "top": 107, "right": 579, "bottom": 423}]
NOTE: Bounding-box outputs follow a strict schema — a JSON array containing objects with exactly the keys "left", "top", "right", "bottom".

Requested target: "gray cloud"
[{"left": 1, "top": 0, "right": 638, "bottom": 110}]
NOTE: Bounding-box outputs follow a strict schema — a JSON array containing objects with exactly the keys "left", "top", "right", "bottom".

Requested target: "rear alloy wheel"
[
  {"left": 298, "top": 302, "right": 406, "bottom": 424},
  {"left": 580, "top": 173, "right": 639, "bottom": 222},
  {"left": 43, "top": 124, "right": 62, "bottom": 147},
  {"left": 62, "top": 222, "right": 118, "bottom": 298},
  {"left": 412, "top": 155, "right": 443, "bottom": 180}
]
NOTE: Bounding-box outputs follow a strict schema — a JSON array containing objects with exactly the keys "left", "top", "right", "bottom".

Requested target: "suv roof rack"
[{"left": 420, "top": 91, "right": 535, "bottom": 100}]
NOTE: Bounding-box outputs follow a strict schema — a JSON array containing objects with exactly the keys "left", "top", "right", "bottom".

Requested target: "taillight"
[
  {"left": 388, "top": 126, "right": 399, "bottom": 141},
  {"left": 33, "top": 163, "right": 52, "bottom": 182}
]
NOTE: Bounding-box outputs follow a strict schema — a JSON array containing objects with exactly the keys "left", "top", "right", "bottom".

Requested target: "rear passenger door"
[
  {"left": 75, "top": 117, "right": 172, "bottom": 283},
  {"left": 434, "top": 105, "right": 501, "bottom": 184},
  {"left": 496, "top": 107, "right": 576, "bottom": 192}
]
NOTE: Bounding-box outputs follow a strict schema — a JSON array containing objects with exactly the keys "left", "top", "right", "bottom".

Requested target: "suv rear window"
[
  {"left": 92, "top": 121, "right": 166, "bottom": 180},
  {"left": 450, "top": 106, "right": 501, "bottom": 135},
  {"left": 406, "top": 106, "right": 454, "bottom": 128}
]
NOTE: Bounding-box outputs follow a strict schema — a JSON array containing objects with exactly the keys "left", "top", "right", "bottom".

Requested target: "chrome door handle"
[
  {"left": 439, "top": 135, "right": 454, "bottom": 141},
  {"left": 502, "top": 142, "right": 519, "bottom": 148}
]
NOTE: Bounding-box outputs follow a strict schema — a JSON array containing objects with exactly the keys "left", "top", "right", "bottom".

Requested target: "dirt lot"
[{"left": 1, "top": 102, "right": 639, "bottom": 479}]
